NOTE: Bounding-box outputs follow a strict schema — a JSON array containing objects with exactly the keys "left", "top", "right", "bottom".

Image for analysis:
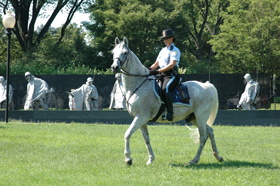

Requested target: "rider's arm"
[
  {"left": 158, "top": 60, "right": 177, "bottom": 73},
  {"left": 149, "top": 61, "right": 159, "bottom": 70}
]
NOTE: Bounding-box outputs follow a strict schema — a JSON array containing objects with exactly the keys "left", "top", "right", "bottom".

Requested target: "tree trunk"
[{"left": 6, "top": 0, "right": 85, "bottom": 52}]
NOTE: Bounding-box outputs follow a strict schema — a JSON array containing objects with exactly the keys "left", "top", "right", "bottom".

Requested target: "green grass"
[{"left": 0, "top": 122, "right": 279, "bottom": 186}]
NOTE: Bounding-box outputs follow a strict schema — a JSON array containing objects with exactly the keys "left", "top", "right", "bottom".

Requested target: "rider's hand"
[{"left": 149, "top": 70, "right": 159, "bottom": 75}]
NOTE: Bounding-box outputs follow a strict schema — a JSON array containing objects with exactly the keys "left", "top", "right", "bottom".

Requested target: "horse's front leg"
[
  {"left": 140, "top": 123, "right": 155, "bottom": 165},
  {"left": 124, "top": 115, "right": 149, "bottom": 165}
]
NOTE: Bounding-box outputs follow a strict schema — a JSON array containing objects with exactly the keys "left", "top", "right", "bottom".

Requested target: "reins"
[
  {"left": 118, "top": 74, "right": 149, "bottom": 108},
  {"left": 126, "top": 77, "right": 148, "bottom": 103},
  {"left": 121, "top": 69, "right": 149, "bottom": 77},
  {"left": 113, "top": 44, "right": 151, "bottom": 108}
]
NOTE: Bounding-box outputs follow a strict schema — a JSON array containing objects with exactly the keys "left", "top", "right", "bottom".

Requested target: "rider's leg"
[
  {"left": 164, "top": 92, "right": 173, "bottom": 121},
  {"left": 162, "top": 76, "right": 180, "bottom": 121}
]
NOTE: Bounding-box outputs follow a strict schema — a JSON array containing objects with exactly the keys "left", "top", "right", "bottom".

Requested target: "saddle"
[
  {"left": 148, "top": 78, "right": 191, "bottom": 122},
  {"left": 153, "top": 79, "right": 191, "bottom": 105}
]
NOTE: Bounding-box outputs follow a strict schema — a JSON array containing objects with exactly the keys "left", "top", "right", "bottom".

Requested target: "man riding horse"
[{"left": 148, "top": 29, "right": 181, "bottom": 121}]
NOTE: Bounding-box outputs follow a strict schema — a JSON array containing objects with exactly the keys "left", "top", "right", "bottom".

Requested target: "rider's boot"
[{"left": 165, "top": 92, "right": 173, "bottom": 121}]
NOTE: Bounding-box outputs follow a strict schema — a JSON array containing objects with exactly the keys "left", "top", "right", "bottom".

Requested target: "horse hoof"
[
  {"left": 187, "top": 160, "right": 197, "bottom": 165},
  {"left": 126, "top": 159, "right": 132, "bottom": 165},
  {"left": 218, "top": 157, "right": 224, "bottom": 162},
  {"left": 146, "top": 160, "right": 153, "bottom": 165}
]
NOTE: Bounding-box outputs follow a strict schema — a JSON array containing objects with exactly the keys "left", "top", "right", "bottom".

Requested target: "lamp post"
[{"left": 3, "top": 10, "right": 16, "bottom": 123}]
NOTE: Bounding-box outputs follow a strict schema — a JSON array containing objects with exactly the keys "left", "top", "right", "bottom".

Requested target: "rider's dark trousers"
[{"left": 161, "top": 75, "right": 180, "bottom": 94}]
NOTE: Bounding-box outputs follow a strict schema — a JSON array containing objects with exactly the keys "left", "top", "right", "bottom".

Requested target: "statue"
[
  {"left": 68, "top": 89, "right": 75, "bottom": 110},
  {"left": 109, "top": 73, "right": 126, "bottom": 110},
  {"left": 69, "top": 77, "right": 98, "bottom": 110},
  {"left": 0, "top": 76, "right": 13, "bottom": 109},
  {"left": 237, "top": 73, "right": 260, "bottom": 110},
  {"left": 24, "top": 72, "right": 54, "bottom": 111}
]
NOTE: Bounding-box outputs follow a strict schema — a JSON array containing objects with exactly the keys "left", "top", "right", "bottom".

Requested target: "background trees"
[
  {"left": 2, "top": 0, "right": 89, "bottom": 52},
  {"left": 10, "top": 24, "right": 92, "bottom": 73},
  {"left": 209, "top": 0, "right": 280, "bottom": 92},
  {"left": 0, "top": 0, "right": 279, "bottom": 86},
  {"left": 84, "top": 0, "right": 228, "bottom": 73},
  {"left": 84, "top": 0, "right": 185, "bottom": 69},
  {"left": 210, "top": 0, "right": 280, "bottom": 75},
  {"left": 0, "top": 0, "right": 94, "bottom": 74}
]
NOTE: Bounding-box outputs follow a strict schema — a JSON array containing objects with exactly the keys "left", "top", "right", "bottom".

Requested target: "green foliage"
[
  {"left": 0, "top": 24, "right": 114, "bottom": 75},
  {"left": 0, "top": 123, "right": 279, "bottom": 185},
  {"left": 209, "top": 0, "right": 280, "bottom": 76},
  {"left": 275, "top": 97, "right": 280, "bottom": 103},
  {"left": 9, "top": 61, "right": 113, "bottom": 75},
  {"left": 0, "top": 0, "right": 229, "bottom": 75},
  {"left": 0, "top": 16, "right": 24, "bottom": 72},
  {"left": 58, "top": 65, "right": 113, "bottom": 75},
  {"left": 2, "top": 0, "right": 279, "bottom": 77},
  {"left": 84, "top": 0, "right": 230, "bottom": 73},
  {"left": 35, "top": 24, "right": 94, "bottom": 69},
  {"left": 84, "top": 0, "right": 188, "bottom": 69},
  {"left": 4, "top": 0, "right": 90, "bottom": 53}
]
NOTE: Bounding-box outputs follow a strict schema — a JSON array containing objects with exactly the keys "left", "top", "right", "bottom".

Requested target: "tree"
[
  {"left": 1, "top": 0, "right": 90, "bottom": 52},
  {"left": 0, "top": 14, "right": 6, "bottom": 63},
  {"left": 209, "top": 0, "right": 280, "bottom": 93},
  {"left": 84, "top": 0, "right": 186, "bottom": 70},
  {"left": 84, "top": 0, "right": 229, "bottom": 73},
  {"left": 9, "top": 23, "right": 94, "bottom": 74},
  {"left": 0, "top": 13, "right": 24, "bottom": 74},
  {"left": 178, "top": 0, "right": 229, "bottom": 73}
]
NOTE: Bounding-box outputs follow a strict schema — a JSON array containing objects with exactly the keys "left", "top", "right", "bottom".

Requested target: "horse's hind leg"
[
  {"left": 188, "top": 118, "right": 208, "bottom": 165},
  {"left": 206, "top": 125, "right": 224, "bottom": 162},
  {"left": 140, "top": 124, "right": 155, "bottom": 165}
]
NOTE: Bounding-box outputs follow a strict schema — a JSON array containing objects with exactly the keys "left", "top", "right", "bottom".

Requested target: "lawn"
[{"left": 0, "top": 122, "right": 279, "bottom": 186}]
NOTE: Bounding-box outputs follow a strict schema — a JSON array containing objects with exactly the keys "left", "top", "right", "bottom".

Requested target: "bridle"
[
  {"left": 113, "top": 44, "right": 130, "bottom": 70},
  {"left": 113, "top": 44, "right": 149, "bottom": 77},
  {"left": 112, "top": 44, "right": 151, "bottom": 107}
]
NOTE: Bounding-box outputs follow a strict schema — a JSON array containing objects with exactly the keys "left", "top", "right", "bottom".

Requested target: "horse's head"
[{"left": 111, "top": 37, "right": 130, "bottom": 74}]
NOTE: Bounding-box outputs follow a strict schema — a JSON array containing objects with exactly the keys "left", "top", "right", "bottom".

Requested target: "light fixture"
[
  {"left": 3, "top": 10, "right": 16, "bottom": 123},
  {"left": 3, "top": 10, "right": 16, "bottom": 29}
]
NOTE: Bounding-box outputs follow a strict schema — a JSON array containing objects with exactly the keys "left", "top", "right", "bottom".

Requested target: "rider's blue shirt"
[{"left": 156, "top": 43, "right": 181, "bottom": 69}]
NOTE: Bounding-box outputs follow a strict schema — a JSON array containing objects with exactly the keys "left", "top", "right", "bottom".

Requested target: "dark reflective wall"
[{"left": 4, "top": 74, "right": 271, "bottom": 110}]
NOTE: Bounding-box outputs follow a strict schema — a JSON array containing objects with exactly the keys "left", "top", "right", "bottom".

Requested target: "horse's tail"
[
  {"left": 206, "top": 81, "right": 219, "bottom": 127},
  {"left": 189, "top": 81, "right": 218, "bottom": 144}
]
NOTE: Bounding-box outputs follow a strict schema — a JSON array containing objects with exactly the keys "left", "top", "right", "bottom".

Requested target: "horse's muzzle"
[{"left": 111, "top": 59, "right": 121, "bottom": 74}]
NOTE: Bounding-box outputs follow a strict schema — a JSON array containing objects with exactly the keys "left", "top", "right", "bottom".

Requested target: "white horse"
[{"left": 111, "top": 37, "right": 223, "bottom": 165}]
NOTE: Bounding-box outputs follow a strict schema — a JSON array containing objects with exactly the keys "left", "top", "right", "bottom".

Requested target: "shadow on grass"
[{"left": 170, "top": 160, "right": 279, "bottom": 170}]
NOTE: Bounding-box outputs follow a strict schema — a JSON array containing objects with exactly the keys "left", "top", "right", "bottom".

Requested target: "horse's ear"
[
  {"left": 123, "top": 37, "right": 129, "bottom": 47},
  {"left": 115, "top": 37, "right": 120, "bottom": 45}
]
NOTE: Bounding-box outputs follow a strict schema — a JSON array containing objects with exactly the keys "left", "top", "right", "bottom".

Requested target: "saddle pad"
[{"left": 153, "top": 80, "right": 191, "bottom": 106}]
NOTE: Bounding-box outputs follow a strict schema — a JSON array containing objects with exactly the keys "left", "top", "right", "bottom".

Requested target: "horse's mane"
[{"left": 129, "top": 50, "right": 149, "bottom": 73}]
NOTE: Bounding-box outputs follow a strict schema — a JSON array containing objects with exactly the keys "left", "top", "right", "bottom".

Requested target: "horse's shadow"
[{"left": 170, "top": 160, "right": 278, "bottom": 170}]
